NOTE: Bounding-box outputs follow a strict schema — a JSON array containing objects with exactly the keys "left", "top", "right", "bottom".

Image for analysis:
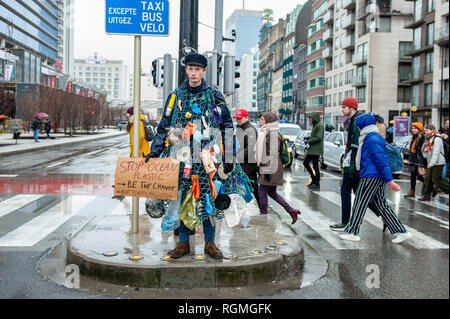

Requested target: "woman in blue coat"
[{"left": 339, "top": 113, "right": 412, "bottom": 244}]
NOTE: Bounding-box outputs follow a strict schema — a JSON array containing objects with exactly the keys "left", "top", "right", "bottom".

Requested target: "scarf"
[
  {"left": 356, "top": 124, "right": 380, "bottom": 171},
  {"left": 422, "top": 132, "right": 438, "bottom": 154},
  {"left": 409, "top": 134, "right": 421, "bottom": 154},
  {"left": 255, "top": 121, "right": 279, "bottom": 167}
]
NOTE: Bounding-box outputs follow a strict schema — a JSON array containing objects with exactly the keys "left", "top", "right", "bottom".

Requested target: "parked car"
[
  {"left": 322, "top": 132, "right": 348, "bottom": 171},
  {"left": 279, "top": 124, "right": 302, "bottom": 151},
  {"left": 292, "top": 130, "right": 311, "bottom": 159},
  {"left": 117, "top": 121, "right": 128, "bottom": 131}
]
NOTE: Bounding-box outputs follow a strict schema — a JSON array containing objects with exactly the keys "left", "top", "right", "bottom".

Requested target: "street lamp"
[{"left": 369, "top": 65, "right": 374, "bottom": 113}]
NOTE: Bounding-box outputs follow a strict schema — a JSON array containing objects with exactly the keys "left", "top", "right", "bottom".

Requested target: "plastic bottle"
[{"left": 183, "top": 156, "right": 192, "bottom": 179}]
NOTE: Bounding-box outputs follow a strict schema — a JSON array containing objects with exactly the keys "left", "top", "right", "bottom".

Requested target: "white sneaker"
[
  {"left": 392, "top": 231, "right": 412, "bottom": 244},
  {"left": 339, "top": 233, "right": 361, "bottom": 242}
]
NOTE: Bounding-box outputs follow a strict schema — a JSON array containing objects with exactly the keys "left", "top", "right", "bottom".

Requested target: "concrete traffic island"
[{"left": 66, "top": 206, "right": 304, "bottom": 289}]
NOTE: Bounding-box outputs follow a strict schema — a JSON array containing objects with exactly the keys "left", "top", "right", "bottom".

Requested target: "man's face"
[
  {"left": 236, "top": 117, "right": 248, "bottom": 126},
  {"left": 341, "top": 106, "right": 351, "bottom": 116},
  {"left": 186, "top": 65, "right": 206, "bottom": 86},
  {"left": 446, "top": 120, "right": 449, "bottom": 129}
]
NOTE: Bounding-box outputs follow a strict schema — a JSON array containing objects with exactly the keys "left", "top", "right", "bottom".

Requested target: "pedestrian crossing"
[{"left": 0, "top": 191, "right": 448, "bottom": 250}]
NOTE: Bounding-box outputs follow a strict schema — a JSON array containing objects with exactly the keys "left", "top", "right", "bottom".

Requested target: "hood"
[
  {"left": 355, "top": 113, "right": 376, "bottom": 130},
  {"left": 308, "top": 112, "right": 320, "bottom": 124},
  {"left": 262, "top": 112, "right": 278, "bottom": 124},
  {"left": 140, "top": 114, "right": 146, "bottom": 121}
]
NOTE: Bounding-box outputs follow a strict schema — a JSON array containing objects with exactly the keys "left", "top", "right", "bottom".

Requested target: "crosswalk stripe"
[
  {"left": 0, "top": 195, "right": 44, "bottom": 219},
  {"left": 0, "top": 195, "right": 96, "bottom": 247},
  {"left": 405, "top": 196, "right": 449, "bottom": 211},
  {"left": 277, "top": 191, "right": 369, "bottom": 250},
  {"left": 314, "top": 191, "right": 449, "bottom": 250}
]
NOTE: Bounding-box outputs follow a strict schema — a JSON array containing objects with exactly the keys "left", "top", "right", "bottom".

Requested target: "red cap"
[
  {"left": 341, "top": 97, "right": 358, "bottom": 110},
  {"left": 234, "top": 109, "right": 249, "bottom": 119}
]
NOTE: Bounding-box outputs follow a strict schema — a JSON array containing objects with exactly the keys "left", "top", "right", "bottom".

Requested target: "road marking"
[
  {"left": 46, "top": 161, "right": 68, "bottom": 168},
  {"left": 0, "top": 195, "right": 44, "bottom": 219},
  {"left": 278, "top": 192, "right": 369, "bottom": 250},
  {"left": 0, "top": 174, "right": 18, "bottom": 178},
  {"left": 404, "top": 196, "right": 449, "bottom": 211},
  {"left": 410, "top": 211, "right": 449, "bottom": 227},
  {"left": 315, "top": 191, "right": 449, "bottom": 250},
  {"left": 0, "top": 195, "right": 96, "bottom": 247}
]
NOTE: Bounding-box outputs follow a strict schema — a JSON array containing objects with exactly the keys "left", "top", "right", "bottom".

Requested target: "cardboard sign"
[{"left": 114, "top": 157, "right": 180, "bottom": 200}]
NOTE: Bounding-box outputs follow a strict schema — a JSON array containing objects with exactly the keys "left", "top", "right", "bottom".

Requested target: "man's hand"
[
  {"left": 387, "top": 181, "right": 401, "bottom": 192},
  {"left": 145, "top": 152, "right": 159, "bottom": 163},
  {"left": 427, "top": 164, "right": 432, "bottom": 169}
]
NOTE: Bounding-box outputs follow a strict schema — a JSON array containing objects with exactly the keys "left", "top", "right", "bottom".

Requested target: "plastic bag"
[
  {"left": 161, "top": 190, "right": 183, "bottom": 231},
  {"left": 223, "top": 194, "right": 247, "bottom": 228},
  {"left": 180, "top": 191, "right": 200, "bottom": 231},
  {"left": 145, "top": 198, "right": 167, "bottom": 218}
]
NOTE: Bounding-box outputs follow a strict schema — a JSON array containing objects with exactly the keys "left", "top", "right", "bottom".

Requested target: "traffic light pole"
[
  {"left": 163, "top": 54, "right": 173, "bottom": 103},
  {"left": 132, "top": 35, "right": 142, "bottom": 234},
  {"left": 178, "top": 0, "right": 199, "bottom": 85}
]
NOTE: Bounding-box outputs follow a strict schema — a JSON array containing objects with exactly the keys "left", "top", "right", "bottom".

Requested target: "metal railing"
[
  {"left": 341, "top": 14, "right": 355, "bottom": 29},
  {"left": 352, "top": 75, "right": 367, "bottom": 86},
  {"left": 342, "top": 0, "right": 356, "bottom": 9},
  {"left": 352, "top": 53, "right": 368, "bottom": 65},
  {"left": 435, "top": 23, "right": 449, "bottom": 42},
  {"left": 323, "top": 10, "right": 334, "bottom": 24},
  {"left": 323, "top": 29, "right": 333, "bottom": 41},
  {"left": 341, "top": 34, "right": 355, "bottom": 49},
  {"left": 322, "top": 47, "right": 332, "bottom": 59}
]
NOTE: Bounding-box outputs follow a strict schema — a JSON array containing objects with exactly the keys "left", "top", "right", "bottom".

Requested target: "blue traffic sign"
[{"left": 105, "top": 0, "right": 170, "bottom": 36}]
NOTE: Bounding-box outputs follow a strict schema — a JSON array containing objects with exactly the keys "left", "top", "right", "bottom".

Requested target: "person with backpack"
[
  {"left": 440, "top": 119, "right": 449, "bottom": 179},
  {"left": 255, "top": 112, "right": 301, "bottom": 224},
  {"left": 418, "top": 124, "right": 449, "bottom": 201},
  {"left": 31, "top": 117, "right": 42, "bottom": 142},
  {"left": 44, "top": 119, "right": 53, "bottom": 138},
  {"left": 339, "top": 113, "right": 412, "bottom": 244},
  {"left": 235, "top": 109, "right": 260, "bottom": 209},
  {"left": 303, "top": 112, "right": 324, "bottom": 190},
  {"left": 126, "top": 107, "right": 150, "bottom": 158},
  {"left": 404, "top": 123, "right": 426, "bottom": 198}
]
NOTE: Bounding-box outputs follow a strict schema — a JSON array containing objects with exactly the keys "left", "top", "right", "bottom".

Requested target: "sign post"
[{"left": 106, "top": 0, "right": 170, "bottom": 234}]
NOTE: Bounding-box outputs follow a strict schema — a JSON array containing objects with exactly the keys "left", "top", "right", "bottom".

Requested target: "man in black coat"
[{"left": 235, "top": 109, "right": 260, "bottom": 209}]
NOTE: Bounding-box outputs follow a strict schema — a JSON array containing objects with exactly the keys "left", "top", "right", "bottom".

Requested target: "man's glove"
[
  {"left": 145, "top": 152, "right": 159, "bottom": 163},
  {"left": 223, "top": 163, "right": 234, "bottom": 174},
  {"left": 303, "top": 137, "right": 310, "bottom": 142},
  {"left": 305, "top": 143, "right": 310, "bottom": 150}
]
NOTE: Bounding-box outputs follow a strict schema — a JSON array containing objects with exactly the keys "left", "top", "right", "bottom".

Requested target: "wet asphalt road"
[{"left": 0, "top": 134, "right": 448, "bottom": 299}]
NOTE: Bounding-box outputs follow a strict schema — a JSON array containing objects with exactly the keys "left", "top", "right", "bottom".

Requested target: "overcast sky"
[{"left": 74, "top": 0, "right": 307, "bottom": 73}]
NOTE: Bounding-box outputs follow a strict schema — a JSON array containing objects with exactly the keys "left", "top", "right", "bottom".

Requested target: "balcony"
[
  {"left": 323, "top": 29, "right": 333, "bottom": 42},
  {"left": 357, "top": 3, "right": 411, "bottom": 21},
  {"left": 322, "top": 48, "right": 333, "bottom": 60},
  {"left": 435, "top": 24, "right": 449, "bottom": 45},
  {"left": 398, "top": 72, "right": 412, "bottom": 85},
  {"left": 352, "top": 75, "right": 367, "bottom": 87},
  {"left": 341, "top": 34, "right": 355, "bottom": 49},
  {"left": 399, "top": 45, "right": 413, "bottom": 62},
  {"left": 352, "top": 54, "right": 368, "bottom": 65},
  {"left": 341, "top": 14, "right": 356, "bottom": 30},
  {"left": 342, "top": 0, "right": 356, "bottom": 10},
  {"left": 323, "top": 10, "right": 334, "bottom": 25}
]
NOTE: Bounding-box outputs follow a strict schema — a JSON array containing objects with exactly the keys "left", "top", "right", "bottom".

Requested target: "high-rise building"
[
  {"left": 74, "top": 53, "right": 127, "bottom": 100},
  {"left": 224, "top": 10, "right": 264, "bottom": 61},
  {"left": 235, "top": 47, "right": 259, "bottom": 119}
]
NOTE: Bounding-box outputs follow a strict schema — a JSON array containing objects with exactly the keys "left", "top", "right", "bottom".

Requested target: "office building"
[{"left": 235, "top": 47, "right": 259, "bottom": 119}]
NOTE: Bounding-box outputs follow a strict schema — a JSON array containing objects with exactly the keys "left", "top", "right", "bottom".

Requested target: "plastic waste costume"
[{"left": 146, "top": 54, "right": 253, "bottom": 258}]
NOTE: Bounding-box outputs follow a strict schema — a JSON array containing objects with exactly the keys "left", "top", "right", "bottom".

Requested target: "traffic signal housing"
[
  {"left": 224, "top": 55, "right": 240, "bottom": 95},
  {"left": 151, "top": 59, "right": 159, "bottom": 87}
]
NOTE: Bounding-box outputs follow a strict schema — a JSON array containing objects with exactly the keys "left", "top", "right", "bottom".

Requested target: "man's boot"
[
  {"left": 167, "top": 242, "right": 190, "bottom": 259},
  {"left": 404, "top": 189, "right": 415, "bottom": 198},
  {"left": 204, "top": 242, "right": 223, "bottom": 259}
]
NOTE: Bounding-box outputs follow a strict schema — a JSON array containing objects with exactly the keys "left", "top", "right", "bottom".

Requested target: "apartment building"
[
  {"left": 74, "top": 53, "right": 127, "bottom": 100},
  {"left": 306, "top": 0, "right": 328, "bottom": 128},
  {"left": 403, "top": 0, "right": 448, "bottom": 126},
  {"left": 322, "top": 0, "right": 414, "bottom": 127}
]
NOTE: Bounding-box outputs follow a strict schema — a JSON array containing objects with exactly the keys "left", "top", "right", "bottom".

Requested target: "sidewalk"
[{"left": 0, "top": 129, "right": 127, "bottom": 156}]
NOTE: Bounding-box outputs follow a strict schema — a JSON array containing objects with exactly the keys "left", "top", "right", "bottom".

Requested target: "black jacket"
[
  {"left": 236, "top": 120, "right": 258, "bottom": 174},
  {"left": 150, "top": 79, "right": 234, "bottom": 158}
]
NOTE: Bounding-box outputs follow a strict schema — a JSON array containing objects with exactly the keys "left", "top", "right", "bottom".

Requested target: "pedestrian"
[
  {"left": 235, "top": 108, "right": 260, "bottom": 209},
  {"left": 339, "top": 113, "right": 412, "bottom": 244},
  {"left": 386, "top": 126, "right": 394, "bottom": 144},
  {"left": 145, "top": 53, "right": 235, "bottom": 260},
  {"left": 31, "top": 117, "right": 42, "bottom": 142},
  {"left": 418, "top": 125, "right": 449, "bottom": 201},
  {"left": 303, "top": 112, "right": 324, "bottom": 190},
  {"left": 255, "top": 112, "right": 301, "bottom": 224},
  {"left": 404, "top": 123, "right": 426, "bottom": 198},
  {"left": 44, "top": 119, "right": 52, "bottom": 138},
  {"left": 373, "top": 114, "right": 387, "bottom": 139},
  {"left": 125, "top": 107, "right": 150, "bottom": 158},
  {"left": 440, "top": 119, "right": 449, "bottom": 179}
]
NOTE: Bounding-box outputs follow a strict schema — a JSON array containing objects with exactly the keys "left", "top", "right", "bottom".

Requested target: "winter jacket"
[
  {"left": 422, "top": 135, "right": 446, "bottom": 167},
  {"left": 236, "top": 120, "right": 259, "bottom": 175},
  {"left": 127, "top": 114, "right": 150, "bottom": 158},
  {"left": 258, "top": 130, "right": 284, "bottom": 187},
  {"left": 150, "top": 79, "right": 234, "bottom": 158},
  {"left": 306, "top": 112, "right": 324, "bottom": 156},
  {"left": 355, "top": 114, "right": 393, "bottom": 183},
  {"left": 31, "top": 119, "right": 41, "bottom": 130},
  {"left": 343, "top": 110, "right": 363, "bottom": 177},
  {"left": 408, "top": 134, "right": 425, "bottom": 166}
]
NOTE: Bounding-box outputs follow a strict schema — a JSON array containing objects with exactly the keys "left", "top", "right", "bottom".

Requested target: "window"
[
  {"left": 426, "top": 23, "right": 434, "bottom": 46},
  {"left": 333, "top": 94, "right": 337, "bottom": 106},
  {"left": 356, "top": 87, "right": 366, "bottom": 103},
  {"left": 93, "top": 73, "right": 98, "bottom": 77},
  {"left": 334, "top": 55, "right": 339, "bottom": 69},
  {"left": 399, "top": 42, "right": 413, "bottom": 59},
  {"left": 427, "top": 0, "right": 435, "bottom": 13},
  {"left": 79, "top": 72, "right": 83, "bottom": 77},
  {"left": 397, "top": 87, "right": 411, "bottom": 103},
  {"left": 335, "top": 16, "right": 340, "bottom": 31},
  {"left": 253, "top": 71, "right": 257, "bottom": 76},
  {"left": 339, "top": 92, "right": 343, "bottom": 105},
  {"left": 413, "top": 27, "right": 421, "bottom": 50},
  {"left": 339, "top": 73, "right": 343, "bottom": 86},
  {"left": 336, "top": 0, "right": 341, "bottom": 13},
  {"left": 425, "top": 83, "right": 433, "bottom": 106},
  {"left": 334, "top": 75, "right": 338, "bottom": 88},
  {"left": 413, "top": 56, "right": 420, "bottom": 78},
  {"left": 253, "top": 56, "right": 258, "bottom": 61},
  {"left": 414, "top": 0, "right": 422, "bottom": 21},
  {"left": 425, "top": 52, "right": 434, "bottom": 72},
  {"left": 339, "top": 53, "right": 344, "bottom": 67},
  {"left": 345, "top": 69, "right": 354, "bottom": 84},
  {"left": 411, "top": 85, "right": 420, "bottom": 106},
  {"left": 253, "top": 64, "right": 257, "bottom": 69},
  {"left": 378, "top": 17, "right": 391, "bottom": 32}
]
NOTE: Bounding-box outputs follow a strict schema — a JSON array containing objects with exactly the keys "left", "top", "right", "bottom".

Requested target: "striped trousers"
[{"left": 344, "top": 178, "right": 406, "bottom": 235}]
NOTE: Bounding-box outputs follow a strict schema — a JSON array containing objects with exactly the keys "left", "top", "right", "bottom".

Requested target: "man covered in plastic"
[{"left": 145, "top": 53, "right": 238, "bottom": 259}]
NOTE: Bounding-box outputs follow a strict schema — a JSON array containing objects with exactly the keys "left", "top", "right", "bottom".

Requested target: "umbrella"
[{"left": 34, "top": 112, "right": 49, "bottom": 118}]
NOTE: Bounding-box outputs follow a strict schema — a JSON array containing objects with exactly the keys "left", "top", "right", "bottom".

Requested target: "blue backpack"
[{"left": 385, "top": 143, "right": 404, "bottom": 173}]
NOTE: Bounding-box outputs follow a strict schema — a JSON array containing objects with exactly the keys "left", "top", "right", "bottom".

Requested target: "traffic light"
[
  {"left": 151, "top": 59, "right": 158, "bottom": 87},
  {"left": 158, "top": 61, "right": 164, "bottom": 88},
  {"left": 224, "top": 55, "right": 240, "bottom": 95}
]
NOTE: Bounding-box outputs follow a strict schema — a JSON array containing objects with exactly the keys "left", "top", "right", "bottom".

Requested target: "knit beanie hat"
[
  {"left": 127, "top": 107, "right": 134, "bottom": 116},
  {"left": 341, "top": 97, "right": 358, "bottom": 110},
  {"left": 411, "top": 122, "right": 423, "bottom": 132}
]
